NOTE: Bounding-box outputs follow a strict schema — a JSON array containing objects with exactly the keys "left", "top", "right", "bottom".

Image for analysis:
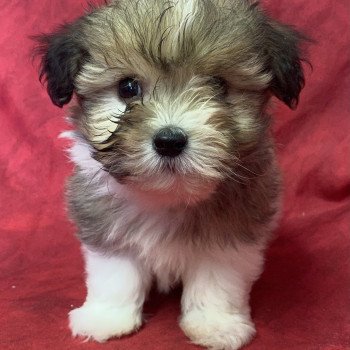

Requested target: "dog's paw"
[
  {"left": 180, "top": 309, "right": 256, "bottom": 350},
  {"left": 69, "top": 302, "right": 142, "bottom": 342}
]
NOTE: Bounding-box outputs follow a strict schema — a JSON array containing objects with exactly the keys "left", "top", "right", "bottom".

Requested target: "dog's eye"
[
  {"left": 118, "top": 78, "right": 142, "bottom": 100},
  {"left": 211, "top": 77, "right": 229, "bottom": 97}
]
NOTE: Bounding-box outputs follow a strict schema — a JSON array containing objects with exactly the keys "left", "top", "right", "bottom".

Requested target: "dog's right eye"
[{"left": 118, "top": 77, "right": 142, "bottom": 100}]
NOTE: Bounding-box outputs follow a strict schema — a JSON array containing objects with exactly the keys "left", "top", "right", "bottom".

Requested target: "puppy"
[{"left": 37, "top": 0, "right": 305, "bottom": 349}]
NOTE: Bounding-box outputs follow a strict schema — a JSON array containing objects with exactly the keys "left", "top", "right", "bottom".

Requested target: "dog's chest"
[{"left": 108, "top": 202, "right": 191, "bottom": 287}]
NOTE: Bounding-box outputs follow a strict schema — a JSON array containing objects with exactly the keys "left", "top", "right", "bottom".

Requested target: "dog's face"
[{"left": 38, "top": 0, "right": 304, "bottom": 205}]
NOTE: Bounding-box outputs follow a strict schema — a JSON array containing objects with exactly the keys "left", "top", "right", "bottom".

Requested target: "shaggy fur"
[{"left": 36, "top": 1, "right": 305, "bottom": 349}]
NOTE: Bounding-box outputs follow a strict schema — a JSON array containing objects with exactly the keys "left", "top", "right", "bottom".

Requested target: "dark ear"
[
  {"left": 35, "top": 24, "right": 88, "bottom": 108},
  {"left": 266, "top": 21, "right": 306, "bottom": 109}
]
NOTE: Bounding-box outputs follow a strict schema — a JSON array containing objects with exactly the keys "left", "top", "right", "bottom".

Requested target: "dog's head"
[{"left": 37, "top": 0, "right": 305, "bottom": 205}]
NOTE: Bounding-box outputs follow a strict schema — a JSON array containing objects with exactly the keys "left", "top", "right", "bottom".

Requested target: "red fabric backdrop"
[{"left": 0, "top": 0, "right": 349, "bottom": 349}]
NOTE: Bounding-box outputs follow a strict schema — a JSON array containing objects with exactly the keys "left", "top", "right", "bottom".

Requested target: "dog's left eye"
[
  {"left": 118, "top": 78, "right": 142, "bottom": 100},
  {"left": 211, "top": 77, "right": 229, "bottom": 97}
]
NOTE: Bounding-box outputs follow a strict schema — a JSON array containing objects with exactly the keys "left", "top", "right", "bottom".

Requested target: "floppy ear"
[
  {"left": 266, "top": 20, "right": 306, "bottom": 109},
  {"left": 36, "top": 24, "right": 89, "bottom": 108}
]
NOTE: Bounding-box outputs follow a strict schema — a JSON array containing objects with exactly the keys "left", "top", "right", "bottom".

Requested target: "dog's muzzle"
[{"left": 152, "top": 126, "right": 188, "bottom": 157}]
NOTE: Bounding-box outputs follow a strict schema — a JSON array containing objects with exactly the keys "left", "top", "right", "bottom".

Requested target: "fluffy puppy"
[{"left": 37, "top": 0, "right": 305, "bottom": 349}]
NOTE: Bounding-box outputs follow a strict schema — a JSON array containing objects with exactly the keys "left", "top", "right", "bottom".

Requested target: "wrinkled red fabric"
[{"left": 0, "top": 1, "right": 349, "bottom": 349}]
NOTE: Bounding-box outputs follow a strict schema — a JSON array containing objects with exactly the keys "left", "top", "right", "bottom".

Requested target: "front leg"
[
  {"left": 69, "top": 246, "right": 151, "bottom": 342},
  {"left": 180, "top": 243, "right": 265, "bottom": 350}
]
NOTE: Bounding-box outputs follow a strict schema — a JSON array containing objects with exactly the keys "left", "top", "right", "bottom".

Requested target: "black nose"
[{"left": 153, "top": 127, "right": 188, "bottom": 157}]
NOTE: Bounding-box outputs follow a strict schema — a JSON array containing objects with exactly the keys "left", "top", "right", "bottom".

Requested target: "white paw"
[
  {"left": 69, "top": 302, "right": 142, "bottom": 342},
  {"left": 180, "top": 309, "right": 256, "bottom": 350}
]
